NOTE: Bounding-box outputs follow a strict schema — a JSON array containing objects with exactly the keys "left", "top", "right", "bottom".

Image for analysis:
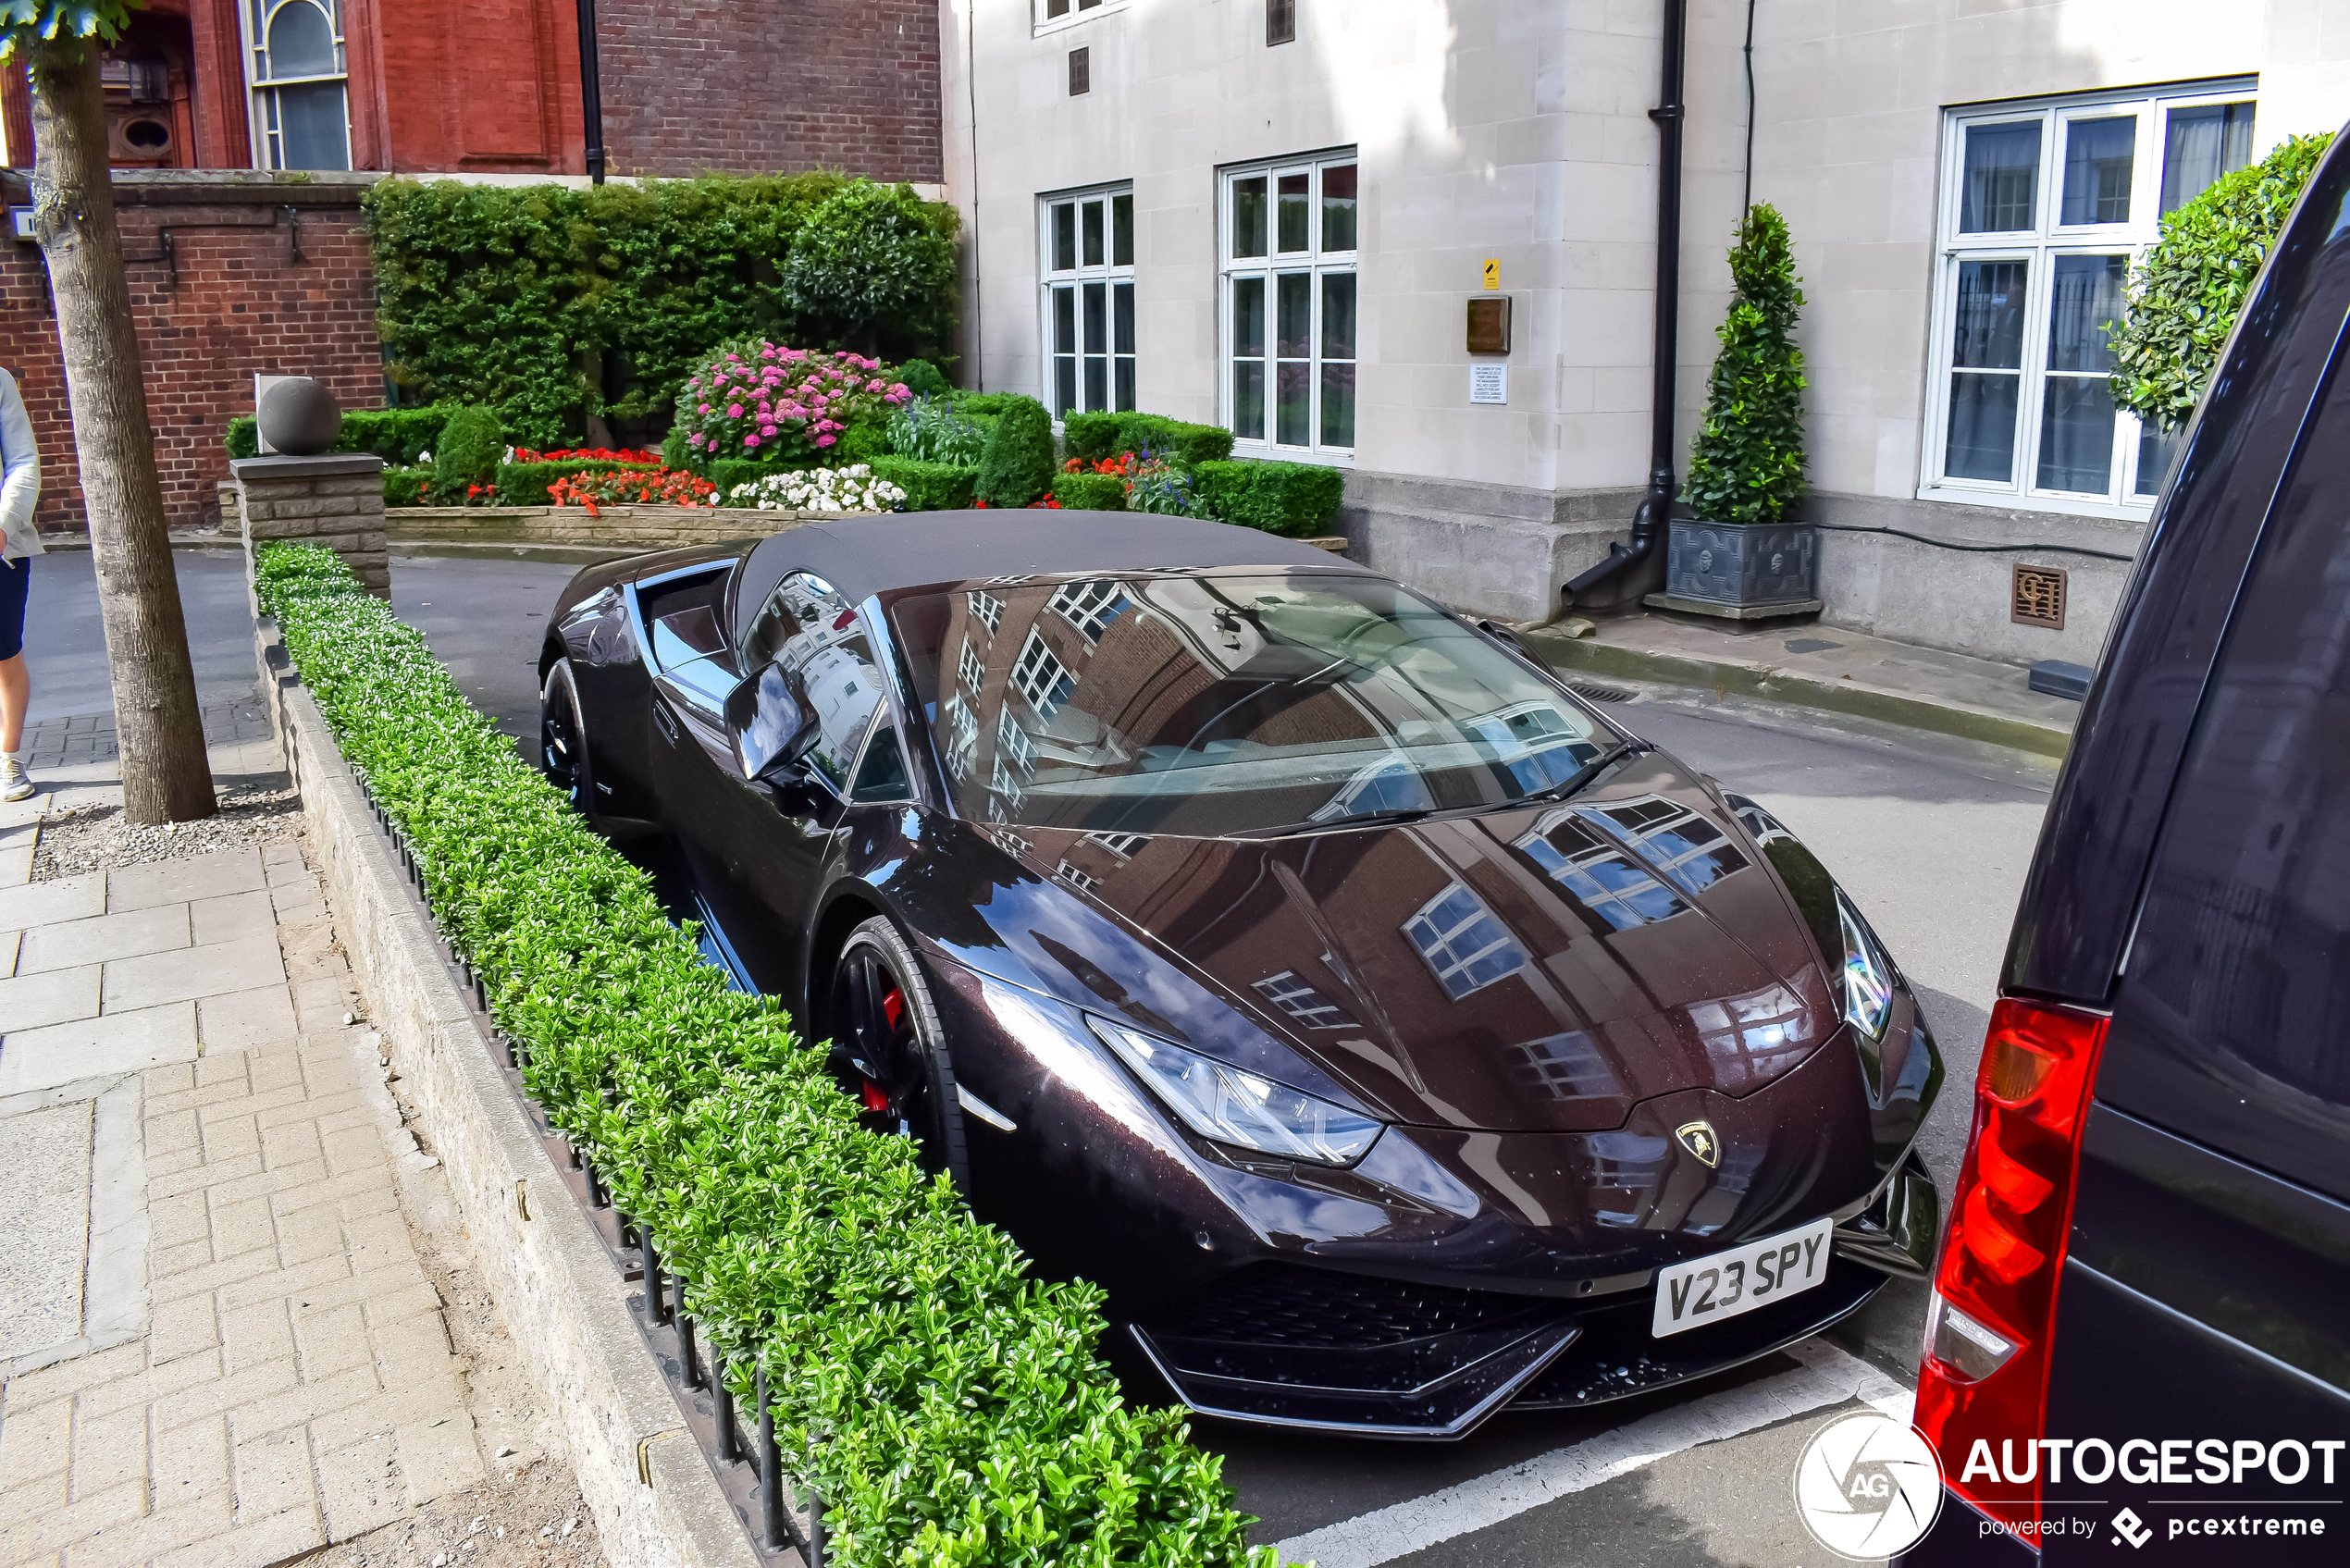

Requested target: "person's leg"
[{"left": 0, "top": 652, "right": 25, "bottom": 753}]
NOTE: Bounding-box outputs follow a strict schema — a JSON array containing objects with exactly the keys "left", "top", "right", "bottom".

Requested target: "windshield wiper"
[
  {"left": 1517, "top": 739, "right": 1647, "bottom": 806},
  {"left": 1238, "top": 804, "right": 1437, "bottom": 838}
]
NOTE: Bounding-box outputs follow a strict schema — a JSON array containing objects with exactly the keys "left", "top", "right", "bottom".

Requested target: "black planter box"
[{"left": 1648, "top": 518, "right": 1822, "bottom": 619}]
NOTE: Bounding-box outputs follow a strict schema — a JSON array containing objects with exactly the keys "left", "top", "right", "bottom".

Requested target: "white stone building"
[{"left": 938, "top": 0, "right": 2350, "bottom": 663}]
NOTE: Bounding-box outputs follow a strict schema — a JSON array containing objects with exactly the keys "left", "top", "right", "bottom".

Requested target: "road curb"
[
  {"left": 253, "top": 618, "right": 763, "bottom": 1568},
  {"left": 1522, "top": 628, "right": 2075, "bottom": 759}
]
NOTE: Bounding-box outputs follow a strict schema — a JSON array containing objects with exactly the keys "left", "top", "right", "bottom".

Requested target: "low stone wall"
[
  {"left": 254, "top": 622, "right": 761, "bottom": 1568},
  {"left": 386, "top": 505, "right": 821, "bottom": 552}
]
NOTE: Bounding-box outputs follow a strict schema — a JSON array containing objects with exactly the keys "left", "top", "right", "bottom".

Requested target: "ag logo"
[
  {"left": 1676, "top": 1120, "right": 1721, "bottom": 1167},
  {"left": 2111, "top": 1508, "right": 2153, "bottom": 1548},
  {"left": 1792, "top": 1410, "right": 1944, "bottom": 1560}
]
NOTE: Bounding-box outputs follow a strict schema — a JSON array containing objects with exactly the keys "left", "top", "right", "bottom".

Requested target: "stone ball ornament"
[{"left": 256, "top": 377, "right": 343, "bottom": 456}]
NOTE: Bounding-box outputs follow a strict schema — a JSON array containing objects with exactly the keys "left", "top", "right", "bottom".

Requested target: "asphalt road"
[
  {"left": 363, "top": 550, "right": 2058, "bottom": 1567},
  {"left": 68, "top": 549, "right": 2048, "bottom": 1566}
]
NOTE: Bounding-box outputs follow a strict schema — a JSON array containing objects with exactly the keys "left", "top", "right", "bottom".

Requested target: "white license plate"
[{"left": 1651, "top": 1216, "right": 1834, "bottom": 1338}]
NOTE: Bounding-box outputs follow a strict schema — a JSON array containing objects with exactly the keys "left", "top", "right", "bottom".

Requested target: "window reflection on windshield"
[{"left": 890, "top": 573, "right": 1609, "bottom": 837}]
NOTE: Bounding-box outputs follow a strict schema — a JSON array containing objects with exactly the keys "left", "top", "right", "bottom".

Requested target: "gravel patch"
[{"left": 31, "top": 779, "right": 303, "bottom": 881}]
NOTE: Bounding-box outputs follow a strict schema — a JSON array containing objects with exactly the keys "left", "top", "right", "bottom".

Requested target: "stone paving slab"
[{"left": 0, "top": 1103, "right": 93, "bottom": 1363}]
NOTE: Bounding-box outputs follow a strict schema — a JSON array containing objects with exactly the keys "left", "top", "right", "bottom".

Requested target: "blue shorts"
[{"left": 0, "top": 558, "right": 27, "bottom": 661}]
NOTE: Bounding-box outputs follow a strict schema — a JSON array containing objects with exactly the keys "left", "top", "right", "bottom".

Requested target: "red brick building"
[{"left": 0, "top": 0, "right": 944, "bottom": 533}]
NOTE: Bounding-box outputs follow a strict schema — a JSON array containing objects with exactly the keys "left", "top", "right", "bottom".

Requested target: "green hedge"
[
  {"left": 252, "top": 543, "right": 1282, "bottom": 1568},
  {"left": 227, "top": 406, "right": 451, "bottom": 464},
  {"left": 383, "top": 466, "right": 436, "bottom": 508},
  {"left": 496, "top": 459, "right": 658, "bottom": 506},
  {"left": 366, "top": 175, "right": 959, "bottom": 449},
  {"left": 870, "top": 456, "right": 977, "bottom": 512},
  {"left": 1062, "top": 412, "right": 1235, "bottom": 467},
  {"left": 1051, "top": 472, "right": 1128, "bottom": 512},
  {"left": 975, "top": 396, "right": 1056, "bottom": 508},
  {"left": 1193, "top": 460, "right": 1345, "bottom": 537}
]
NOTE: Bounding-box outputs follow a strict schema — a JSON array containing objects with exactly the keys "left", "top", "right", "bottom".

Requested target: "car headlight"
[
  {"left": 1086, "top": 1016, "right": 1382, "bottom": 1167},
  {"left": 1836, "top": 888, "right": 1898, "bottom": 1041}
]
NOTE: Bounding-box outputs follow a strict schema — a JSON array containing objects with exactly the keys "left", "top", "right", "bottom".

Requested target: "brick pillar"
[{"left": 231, "top": 454, "right": 390, "bottom": 598}]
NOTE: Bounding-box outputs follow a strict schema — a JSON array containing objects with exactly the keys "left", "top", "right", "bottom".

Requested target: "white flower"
[{"left": 724, "top": 465, "right": 908, "bottom": 515}]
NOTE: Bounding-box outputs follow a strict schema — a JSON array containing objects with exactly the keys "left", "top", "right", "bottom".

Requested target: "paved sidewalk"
[
  {"left": 1522, "top": 610, "right": 2082, "bottom": 758},
  {"left": 0, "top": 747, "right": 492, "bottom": 1565}
]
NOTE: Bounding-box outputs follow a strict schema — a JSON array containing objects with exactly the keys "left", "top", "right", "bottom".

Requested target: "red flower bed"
[{"left": 546, "top": 467, "right": 718, "bottom": 517}]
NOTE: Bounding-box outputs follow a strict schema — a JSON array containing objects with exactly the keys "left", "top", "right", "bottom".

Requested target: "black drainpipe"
[
  {"left": 577, "top": 0, "right": 607, "bottom": 184},
  {"left": 1566, "top": 0, "right": 1687, "bottom": 611}
]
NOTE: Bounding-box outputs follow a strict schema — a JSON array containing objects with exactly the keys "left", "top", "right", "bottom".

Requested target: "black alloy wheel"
[
  {"left": 826, "top": 917, "right": 970, "bottom": 1189},
  {"left": 540, "top": 658, "right": 596, "bottom": 819}
]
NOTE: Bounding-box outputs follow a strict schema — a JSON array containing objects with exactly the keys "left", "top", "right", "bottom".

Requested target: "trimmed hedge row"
[
  {"left": 228, "top": 406, "right": 451, "bottom": 464},
  {"left": 1062, "top": 412, "right": 1235, "bottom": 468},
  {"left": 1194, "top": 460, "right": 1345, "bottom": 537},
  {"left": 871, "top": 455, "right": 978, "bottom": 512},
  {"left": 1051, "top": 472, "right": 1127, "bottom": 511},
  {"left": 251, "top": 544, "right": 1280, "bottom": 1568}
]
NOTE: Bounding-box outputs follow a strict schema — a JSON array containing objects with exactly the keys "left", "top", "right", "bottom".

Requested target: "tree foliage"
[
  {"left": 2112, "top": 132, "right": 2335, "bottom": 432},
  {"left": 0, "top": 3, "right": 134, "bottom": 57},
  {"left": 366, "top": 175, "right": 959, "bottom": 449},
  {"left": 783, "top": 180, "right": 960, "bottom": 355},
  {"left": 1682, "top": 204, "right": 1808, "bottom": 526}
]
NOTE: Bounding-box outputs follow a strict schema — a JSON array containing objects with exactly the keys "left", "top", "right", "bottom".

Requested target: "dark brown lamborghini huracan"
[{"left": 538, "top": 512, "right": 1941, "bottom": 1438}]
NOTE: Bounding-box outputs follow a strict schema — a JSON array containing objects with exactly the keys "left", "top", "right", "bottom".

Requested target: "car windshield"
[{"left": 889, "top": 572, "right": 1614, "bottom": 837}]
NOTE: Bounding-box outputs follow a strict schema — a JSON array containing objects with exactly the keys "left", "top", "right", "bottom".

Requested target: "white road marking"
[{"left": 1272, "top": 1339, "right": 1915, "bottom": 1568}]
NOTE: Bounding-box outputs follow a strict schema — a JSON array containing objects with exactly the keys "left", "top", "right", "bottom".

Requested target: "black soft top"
[{"left": 731, "top": 510, "right": 1364, "bottom": 648}]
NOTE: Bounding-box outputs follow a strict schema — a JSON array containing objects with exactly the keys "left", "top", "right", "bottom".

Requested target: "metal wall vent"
[
  {"left": 1069, "top": 46, "right": 1090, "bottom": 95},
  {"left": 2012, "top": 563, "right": 2067, "bottom": 630}
]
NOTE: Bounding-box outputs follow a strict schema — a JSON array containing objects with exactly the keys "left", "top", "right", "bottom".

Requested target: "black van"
[{"left": 1899, "top": 123, "right": 2350, "bottom": 1564}]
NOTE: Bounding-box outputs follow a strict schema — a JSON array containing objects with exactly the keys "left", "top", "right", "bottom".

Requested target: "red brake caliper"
[{"left": 860, "top": 988, "right": 908, "bottom": 1116}]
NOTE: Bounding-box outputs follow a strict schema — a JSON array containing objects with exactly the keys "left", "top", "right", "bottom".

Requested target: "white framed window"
[
  {"left": 1924, "top": 81, "right": 2257, "bottom": 515},
  {"left": 996, "top": 708, "right": 1035, "bottom": 774},
  {"left": 1084, "top": 831, "right": 1145, "bottom": 858},
  {"left": 1010, "top": 629, "right": 1076, "bottom": 719},
  {"left": 1055, "top": 860, "right": 1102, "bottom": 895},
  {"left": 1034, "top": 0, "right": 1123, "bottom": 33},
  {"left": 1253, "top": 971, "right": 1354, "bottom": 1031},
  {"left": 959, "top": 638, "right": 984, "bottom": 693},
  {"left": 1220, "top": 150, "right": 1358, "bottom": 459},
  {"left": 1041, "top": 184, "right": 1136, "bottom": 419},
  {"left": 968, "top": 591, "right": 1005, "bottom": 636},
  {"left": 241, "top": 0, "right": 352, "bottom": 171},
  {"left": 1403, "top": 883, "right": 1525, "bottom": 1001},
  {"left": 943, "top": 694, "right": 978, "bottom": 782},
  {"left": 990, "top": 758, "right": 1025, "bottom": 820},
  {"left": 1048, "top": 578, "right": 1134, "bottom": 642}
]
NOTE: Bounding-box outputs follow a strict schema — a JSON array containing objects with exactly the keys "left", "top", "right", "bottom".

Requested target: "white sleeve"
[{"left": 0, "top": 371, "right": 42, "bottom": 562}]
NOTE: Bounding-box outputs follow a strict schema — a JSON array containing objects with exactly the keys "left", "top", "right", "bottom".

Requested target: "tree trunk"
[{"left": 27, "top": 42, "right": 214, "bottom": 825}]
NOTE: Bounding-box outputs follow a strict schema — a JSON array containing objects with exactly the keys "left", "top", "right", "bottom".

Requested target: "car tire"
[
  {"left": 826, "top": 916, "right": 971, "bottom": 1191},
  {"left": 540, "top": 657, "right": 598, "bottom": 821}
]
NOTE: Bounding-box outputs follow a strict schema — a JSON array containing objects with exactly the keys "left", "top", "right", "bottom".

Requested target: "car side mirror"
[{"left": 724, "top": 661, "right": 819, "bottom": 784}]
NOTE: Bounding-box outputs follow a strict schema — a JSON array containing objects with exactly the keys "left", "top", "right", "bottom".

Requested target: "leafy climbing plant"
[
  {"left": 0, "top": 3, "right": 134, "bottom": 56},
  {"left": 1682, "top": 204, "right": 1808, "bottom": 526},
  {"left": 2111, "top": 131, "right": 2335, "bottom": 433}
]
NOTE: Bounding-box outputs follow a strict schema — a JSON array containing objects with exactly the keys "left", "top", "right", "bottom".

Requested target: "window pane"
[
  {"left": 1046, "top": 0, "right": 1070, "bottom": 16},
  {"left": 1233, "top": 276, "right": 1265, "bottom": 358},
  {"left": 1113, "top": 281, "right": 1133, "bottom": 354},
  {"left": 2038, "top": 377, "right": 2117, "bottom": 493},
  {"left": 1321, "top": 363, "right": 1355, "bottom": 448},
  {"left": 1054, "top": 203, "right": 1077, "bottom": 272},
  {"left": 1321, "top": 163, "right": 1357, "bottom": 252},
  {"left": 1083, "top": 281, "right": 1107, "bottom": 353},
  {"left": 275, "top": 80, "right": 350, "bottom": 171},
  {"left": 1277, "top": 172, "right": 1311, "bottom": 253},
  {"left": 1085, "top": 355, "right": 1107, "bottom": 412},
  {"left": 2162, "top": 102, "right": 2257, "bottom": 214},
  {"left": 1233, "top": 177, "right": 1268, "bottom": 259},
  {"left": 1112, "top": 191, "right": 1133, "bottom": 265},
  {"left": 1233, "top": 361, "right": 1265, "bottom": 440},
  {"left": 1115, "top": 358, "right": 1135, "bottom": 414},
  {"left": 1056, "top": 358, "right": 1078, "bottom": 418},
  {"left": 1082, "top": 200, "right": 1105, "bottom": 267},
  {"left": 2059, "top": 116, "right": 2135, "bottom": 225},
  {"left": 1946, "top": 374, "right": 2020, "bottom": 482},
  {"left": 1960, "top": 121, "right": 2041, "bottom": 232},
  {"left": 1952, "top": 259, "right": 2029, "bottom": 370},
  {"left": 1277, "top": 362, "right": 1310, "bottom": 446},
  {"left": 2135, "top": 419, "right": 2182, "bottom": 498},
  {"left": 2048, "top": 253, "right": 2125, "bottom": 373},
  {"left": 1276, "top": 272, "right": 1312, "bottom": 358},
  {"left": 1053, "top": 285, "right": 1077, "bottom": 353},
  {"left": 267, "top": 1, "right": 339, "bottom": 77},
  {"left": 1320, "top": 273, "right": 1356, "bottom": 360}
]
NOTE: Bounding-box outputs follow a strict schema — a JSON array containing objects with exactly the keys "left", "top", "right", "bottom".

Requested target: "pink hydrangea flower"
[
  {"left": 814, "top": 434, "right": 836, "bottom": 447},
  {"left": 761, "top": 425, "right": 778, "bottom": 438},
  {"left": 745, "top": 434, "right": 761, "bottom": 448},
  {"left": 726, "top": 403, "right": 743, "bottom": 419}
]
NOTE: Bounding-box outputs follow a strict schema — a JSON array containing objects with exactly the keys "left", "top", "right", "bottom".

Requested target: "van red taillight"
[{"left": 1914, "top": 998, "right": 2109, "bottom": 1534}]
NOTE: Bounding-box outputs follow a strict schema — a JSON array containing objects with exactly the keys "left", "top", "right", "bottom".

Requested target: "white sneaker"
[{"left": 0, "top": 758, "right": 32, "bottom": 802}]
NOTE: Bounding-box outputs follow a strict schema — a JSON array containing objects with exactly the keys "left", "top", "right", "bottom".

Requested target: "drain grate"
[{"left": 1565, "top": 679, "right": 1636, "bottom": 704}]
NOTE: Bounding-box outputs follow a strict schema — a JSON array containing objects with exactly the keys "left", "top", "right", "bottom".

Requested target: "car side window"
[
  {"left": 742, "top": 570, "right": 841, "bottom": 673},
  {"left": 2103, "top": 352, "right": 2350, "bottom": 1204},
  {"left": 849, "top": 725, "right": 913, "bottom": 804}
]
